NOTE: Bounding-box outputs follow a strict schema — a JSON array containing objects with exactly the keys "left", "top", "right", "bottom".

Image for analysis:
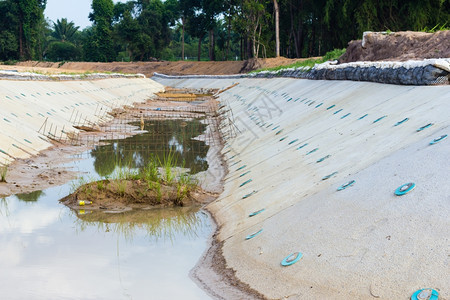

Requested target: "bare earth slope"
[
  {"left": 10, "top": 58, "right": 313, "bottom": 77},
  {"left": 340, "top": 30, "right": 450, "bottom": 63}
]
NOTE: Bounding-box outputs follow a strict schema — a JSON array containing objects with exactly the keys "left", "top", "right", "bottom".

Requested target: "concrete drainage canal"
[{"left": 0, "top": 89, "right": 223, "bottom": 299}]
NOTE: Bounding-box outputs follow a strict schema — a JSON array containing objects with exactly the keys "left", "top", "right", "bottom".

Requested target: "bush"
[{"left": 46, "top": 41, "right": 80, "bottom": 62}]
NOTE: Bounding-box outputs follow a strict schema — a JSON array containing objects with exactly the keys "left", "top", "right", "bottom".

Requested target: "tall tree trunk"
[
  {"left": 246, "top": 37, "right": 253, "bottom": 59},
  {"left": 181, "top": 16, "right": 185, "bottom": 60},
  {"left": 197, "top": 33, "right": 204, "bottom": 61},
  {"left": 225, "top": 14, "right": 231, "bottom": 60},
  {"left": 209, "top": 29, "right": 215, "bottom": 61},
  {"left": 240, "top": 37, "right": 243, "bottom": 60},
  {"left": 290, "top": 0, "right": 303, "bottom": 58},
  {"left": 273, "top": 0, "right": 280, "bottom": 57},
  {"left": 19, "top": 23, "right": 24, "bottom": 59}
]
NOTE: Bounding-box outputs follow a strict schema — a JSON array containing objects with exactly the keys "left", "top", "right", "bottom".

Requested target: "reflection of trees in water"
[
  {"left": 90, "top": 119, "right": 209, "bottom": 177},
  {"left": 73, "top": 207, "right": 207, "bottom": 242},
  {"left": 15, "top": 190, "right": 45, "bottom": 202}
]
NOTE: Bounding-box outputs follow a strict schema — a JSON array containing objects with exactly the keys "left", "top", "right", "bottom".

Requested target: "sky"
[{"left": 44, "top": 0, "right": 124, "bottom": 29}]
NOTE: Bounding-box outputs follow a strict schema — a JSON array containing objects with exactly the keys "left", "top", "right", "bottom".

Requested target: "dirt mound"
[
  {"left": 340, "top": 30, "right": 450, "bottom": 63},
  {"left": 60, "top": 178, "right": 214, "bottom": 212},
  {"left": 11, "top": 57, "right": 315, "bottom": 76},
  {"left": 240, "top": 56, "right": 320, "bottom": 73},
  {"left": 13, "top": 60, "right": 245, "bottom": 76}
]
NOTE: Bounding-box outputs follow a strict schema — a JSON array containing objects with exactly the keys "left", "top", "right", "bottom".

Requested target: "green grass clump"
[
  {"left": 420, "top": 23, "right": 449, "bottom": 33},
  {"left": 0, "top": 164, "right": 7, "bottom": 182},
  {"left": 71, "top": 151, "right": 199, "bottom": 206},
  {"left": 250, "top": 48, "right": 346, "bottom": 74}
]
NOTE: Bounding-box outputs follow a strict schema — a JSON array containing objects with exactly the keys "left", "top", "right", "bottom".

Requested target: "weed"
[
  {"left": 159, "top": 151, "right": 177, "bottom": 185},
  {"left": 420, "top": 23, "right": 449, "bottom": 33},
  {"left": 140, "top": 155, "right": 159, "bottom": 182},
  {"left": 117, "top": 180, "right": 127, "bottom": 196},
  {"left": 250, "top": 48, "right": 346, "bottom": 74},
  {"left": 176, "top": 172, "right": 198, "bottom": 201},
  {"left": 321, "top": 48, "right": 346, "bottom": 62},
  {"left": 97, "top": 180, "right": 105, "bottom": 190},
  {"left": 0, "top": 164, "right": 7, "bottom": 182},
  {"left": 155, "top": 182, "right": 162, "bottom": 203}
]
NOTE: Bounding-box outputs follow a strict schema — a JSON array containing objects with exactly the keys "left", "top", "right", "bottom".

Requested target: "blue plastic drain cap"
[
  {"left": 395, "top": 182, "right": 415, "bottom": 196},
  {"left": 326, "top": 104, "right": 336, "bottom": 110},
  {"left": 341, "top": 113, "right": 351, "bottom": 119},
  {"left": 245, "top": 229, "right": 263, "bottom": 240},
  {"left": 430, "top": 134, "right": 447, "bottom": 145},
  {"left": 394, "top": 118, "right": 409, "bottom": 126},
  {"left": 237, "top": 165, "right": 247, "bottom": 171},
  {"left": 417, "top": 123, "right": 433, "bottom": 132},
  {"left": 373, "top": 115, "right": 387, "bottom": 123},
  {"left": 411, "top": 288, "right": 438, "bottom": 300},
  {"left": 281, "top": 252, "right": 303, "bottom": 266},
  {"left": 315, "top": 103, "right": 323, "bottom": 108},
  {"left": 333, "top": 109, "right": 343, "bottom": 115},
  {"left": 316, "top": 155, "right": 330, "bottom": 163},
  {"left": 306, "top": 148, "right": 318, "bottom": 155},
  {"left": 337, "top": 180, "right": 355, "bottom": 191},
  {"left": 358, "top": 114, "right": 368, "bottom": 120},
  {"left": 289, "top": 139, "right": 299, "bottom": 145},
  {"left": 242, "top": 190, "right": 257, "bottom": 199},
  {"left": 297, "top": 143, "right": 308, "bottom": 150},
  {"left": 239, "top": 171, "right": 251, "bottom": 177},
  {"left": 239, "top": 179, "right": 252, "bottom": 187},
  {"left": 249, "top": 208, "right": 265, "bottom": 217},
  {"left": 322, "top": 172, "right": 338, "bottom": 180}
]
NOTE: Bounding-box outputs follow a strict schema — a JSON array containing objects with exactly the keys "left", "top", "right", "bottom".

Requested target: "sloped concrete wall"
[
  {"left": 0, "top": 76, "right": 164, "bottom": 165},
  {"left": 154, "top": 76, "right": 450, "bottom": 299}
]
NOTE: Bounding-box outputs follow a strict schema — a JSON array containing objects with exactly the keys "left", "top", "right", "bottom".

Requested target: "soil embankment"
[
  {"left": 6, "top": 57, "right": 312, "bottom": 77},
  {"left": 340, "top": 30, "right": 450, "bottom": 63}
]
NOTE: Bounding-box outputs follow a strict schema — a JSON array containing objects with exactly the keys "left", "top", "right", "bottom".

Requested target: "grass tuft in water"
[{"left": 65, "top": 151, "right": 199, "bottom": 208}]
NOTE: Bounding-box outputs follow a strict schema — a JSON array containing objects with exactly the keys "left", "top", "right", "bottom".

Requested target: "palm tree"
[{"left": 52, "top": 18, "right": 79, "bottom": 42}]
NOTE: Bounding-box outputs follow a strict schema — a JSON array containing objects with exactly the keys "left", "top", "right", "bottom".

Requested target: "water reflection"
[
  {"left": 90, "top": 119, "right": 209, "bottom": 177},
  {"left": 15, "top": 190, "right": 45, "bottom": 202},
  {"left": 73, "top": 207, "right": 207, "bottom": 242},
  {"left": 0, "top": 117, "right": 213, "bottom": 299},
  {"left": 0, "top": 186, "right": 211, "bottom": 300}
]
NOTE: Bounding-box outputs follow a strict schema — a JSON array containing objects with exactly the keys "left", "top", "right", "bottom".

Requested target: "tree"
[
  {"left": 273, "top": 0, "right": 280, "bottom": 57},
  {"left": 0, "top": 1, "right": 18, "bottom": 60},
  {"left": 88, "top": 0, "right": 115, "bottom": 61},
  {"left": 10, "top": 0, "right": 47, "bottom": 60},
  {"left": 47, "top": 41, "right": 79, "bottom": 61},
  {"left": 52, "top": 18, "right": 79, "bottom": 42}
]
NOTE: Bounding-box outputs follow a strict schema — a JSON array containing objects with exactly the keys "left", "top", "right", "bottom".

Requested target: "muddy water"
[{"left": 0, "top": 119, "right": 213, "bottom": 299}]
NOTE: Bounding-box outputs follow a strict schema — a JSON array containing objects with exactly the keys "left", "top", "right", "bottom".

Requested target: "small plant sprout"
[{"left": 0, "top": 163, "right": 7, "bottom": 182}]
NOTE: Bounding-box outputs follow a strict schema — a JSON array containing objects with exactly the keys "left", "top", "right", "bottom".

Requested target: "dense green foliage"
[{"left": 0, "top": 0, "right": 448, "bottom": 62}]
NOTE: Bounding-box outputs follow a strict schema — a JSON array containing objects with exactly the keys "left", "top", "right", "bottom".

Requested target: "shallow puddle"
[{"left": 0, "top": 118, "right": 213, "bottom": 299}]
